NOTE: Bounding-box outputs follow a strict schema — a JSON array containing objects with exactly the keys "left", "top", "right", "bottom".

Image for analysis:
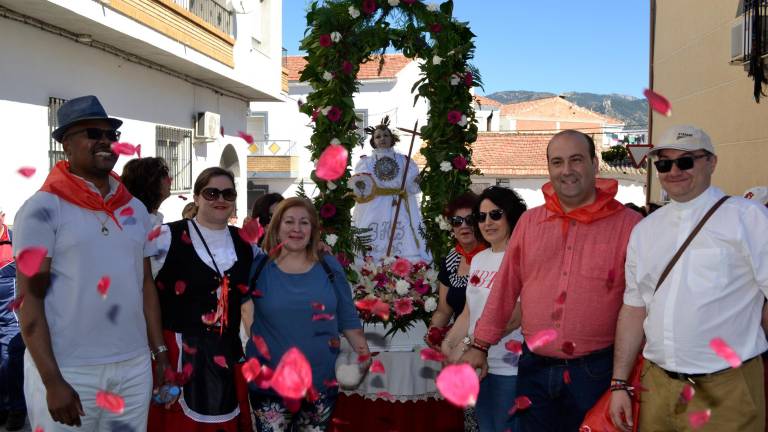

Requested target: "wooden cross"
[{"left": 386, "top": 120, "right": 419, "bottom": 257}]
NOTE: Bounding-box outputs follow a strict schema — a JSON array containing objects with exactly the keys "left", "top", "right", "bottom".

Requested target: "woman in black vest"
[{"left": 147, "top": 167, "right": 253, "bottom": 432}]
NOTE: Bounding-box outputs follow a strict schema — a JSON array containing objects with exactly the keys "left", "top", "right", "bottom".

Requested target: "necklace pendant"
[{"left": 101, "top": 226, "right": 110, "bottom": 236}]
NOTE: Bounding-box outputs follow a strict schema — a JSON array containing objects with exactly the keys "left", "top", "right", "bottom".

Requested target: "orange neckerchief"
[
  {"left": 40, "top": 161, "right": 133, "bottom": 230},
  {"left": 542, "top": 178, "right": 625, "bottom": 234},
  {"left": 455, "top": 243, "right": 487, "bottom": 265}
]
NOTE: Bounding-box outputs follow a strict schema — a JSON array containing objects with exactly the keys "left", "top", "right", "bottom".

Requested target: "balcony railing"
[
  {"left": 248, "top": 140, "right": 297, "bottom": 156},
  {"left": 743, "top": 0, "right": 768, "bottom": 62},
  {"left": 172, "top": 0, "right": 233, "bottom": 36}
]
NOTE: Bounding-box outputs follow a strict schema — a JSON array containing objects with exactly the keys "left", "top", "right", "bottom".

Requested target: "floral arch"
[{"left": 299, "top": 0, "right": 480, "bottom": 262}]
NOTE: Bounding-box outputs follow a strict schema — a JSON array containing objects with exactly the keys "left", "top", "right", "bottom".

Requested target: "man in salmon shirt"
[{"left": 461, "top": 130, "right": 643, "bottom": 431}]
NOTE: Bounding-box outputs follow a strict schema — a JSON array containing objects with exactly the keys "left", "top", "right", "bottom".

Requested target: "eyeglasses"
[
  {"left": 200, "top": 187, "right": 237, "bottom": 202},
  {"left": 64, "top": 128, "right": 121, "bottom": 142},
  {"left": 653, "top": 154, "right": 710, "bottom": 173},
  {"left": 475, "top": 209, "right": 504, "bottom": 223},
  {"left": 449, "top": 215, "right": 475, "bottom": 227}
]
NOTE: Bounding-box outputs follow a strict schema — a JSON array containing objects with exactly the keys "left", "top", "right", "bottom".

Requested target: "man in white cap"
[{"left": 610, "top": 125, "right": 768, "bottom": 431}]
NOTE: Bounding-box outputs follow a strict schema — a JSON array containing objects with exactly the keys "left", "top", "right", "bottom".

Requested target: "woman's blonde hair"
[{"left": 261, "top": 197, "right": 320, "bottom": 261}]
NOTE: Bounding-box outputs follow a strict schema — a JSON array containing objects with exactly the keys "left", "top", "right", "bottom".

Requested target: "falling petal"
[
  {"left": 563, "top": 369, "right": 572, "bottom": 384},
  {"left": 315, "top": 144, "right": 349, "bottom": 181},
  {"left": 680, "top": 384, "right": 695, "bottom": 403},
  {"left": 271, "top": 347, "right": 313, "bottom": 399},
  {"left": 182, "top": 363, "right": 194, "bottom": 380},
  {"left": 163, "top": 367, "right": 178, "bottom": 383},
  {"left": 35, "top": 428, "right": 44, "bottom": 432},
  {"left": 256, "top": 365, "right": 274, "bottom": 389},
  {"left": 420, "top": 347, "right": 447, "bottom": 362},
  {"left": 505, "top": 340, "right": 522, "bottom": 355},
  {"left": 174, "top": 280, "right": 187, "bottom": 295},
  {"left": 135, "top": 144, "right": 142, "bottom": 158},
  {"left": 527, "top": 329, "right": 558, "bottom": 351},
  {"left": 147, "top": 226, "right": 162, "bottom": 241},
  {"left": 242, "top": 357, "right": 262, "bottom": 382},
  {"left": 709, "top": 337, "right": 742, "bottom": 368},
  {"left": 213, "top": 355, "right": 228, "bottom": 368},
  {"left": 237, "top": 131, "right": 255, "bottom": 144},
  {"left": 178, "top": 195, "right": 188, "bottom": 201},
  {"left": 252, "top": 335, "right": 272, "bottom": 360},
  {"left": 96, "top": 390, "right": 125, "bottom": 414},
  {"left": 182, "top": 343, "right": 197, "bottom": 355},
  {"left": 357, "top": 353, "right": 371, "bottom": 363},
  {"left": 6, "top": 295, "right": 24, "bottom": 312},
  {"left": 283, "top": 397, "right": 301, "bottom": 413},
  {"left": 436, "top": 364, "right": 480, "bottom": 408},
  {"left": 16, "top": 246, "right": 48, "bottom": 277},
  {"left": 111, "top": 142, "right": 138, "bottom": 156},
  {"left": 555, "top": 291, "right": 567, "bottom": 305},
  {"left": 508, "top": 395, "right": 532, "bottom": 416},
  {"left": 688, "top": 409, "right": 711, "bottom": 429},
  {"left": 268, "top": 241, "right": 284, "bottom": 257},
  {"left": 237, "top": 283, "right": 249, "bottom": 294},
  {"left": 97, "top": 276, "right": 111, "bottom": 299},
  {"left": 252, "top": 289, "right": 264, "bottom": 298},
  {"left": 561, "top": 341, "right": 576, "bottom": 356},
  {"left": 119, "top": 207, "right": 134, "bottom": 217},
  {"left": 375, "top": 391, "right": 395, "bottom": 401},
  {"left": 306, "top": 385, "right": 320, "bottom": 403},
  {"left": 311, "top": 301, "right": 326, "bottom": 311},
  {"left": 369, "top": 360, "right": 385, "bottom": 374},
  {"left": 643, "top": 88, "right": 672, "bottom": 117},
  {"left": 312, "top": 313, "right": 335, "bottom": 321},
  {"left": 323, "top": 378, "right": 339, "bottom": 388},
  {"left": 180, "top": 231, "right": 192, "bottom": 245},
  {"left": 238, "top": 219, "right": 265, "bottom": 244},
  {"left": 201, "top": 311, "right": 217, "bottom": 325},
  {"left": 18, "top": 166, "right": 36, "bottom": 178}
]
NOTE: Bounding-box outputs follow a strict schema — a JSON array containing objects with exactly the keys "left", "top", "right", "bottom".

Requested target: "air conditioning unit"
[{"left": 195, "top": 112, "right": 221, "bottom": 139}]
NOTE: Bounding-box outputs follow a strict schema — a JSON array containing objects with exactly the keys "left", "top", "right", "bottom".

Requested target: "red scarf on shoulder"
[
  {"left": 40, "top": 161, "right": 133, "bottom": 230},
  {"left": 455, "top": 243, "right": 487, "bottom": 265},
  {"left": 542, "top": 178, "right": 625, "bottom": 233}
]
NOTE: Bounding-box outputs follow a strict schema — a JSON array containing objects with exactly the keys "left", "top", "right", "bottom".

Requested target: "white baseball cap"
[
  {"left": 650, "top": 125, "right": 715, "bottom": 157},
  {"left": 744, "top": 186, "right": 768, "bottom": 205}
]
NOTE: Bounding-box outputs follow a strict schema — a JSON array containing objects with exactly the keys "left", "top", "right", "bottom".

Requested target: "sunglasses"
[
  {"left": 653, "top": 154, "right": 710, "bottom": 173},
  {"left": 475, "top": 209, "right": 504, "bottom": 223},
  {"left": 449, "top": 215, "right": 475, "bottom": 227},
  {"left": 201, "top": 187, "right": 237, "bottom": 202},
  {"left": 64, "top": 128, "right": 121, "bottom": 142}
]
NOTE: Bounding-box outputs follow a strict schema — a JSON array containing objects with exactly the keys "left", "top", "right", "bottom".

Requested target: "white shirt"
[
  {"left": 624, "top": 186, "right": 768, "bottom": 373},
  {"left": 467, "top": 249, "right": 522, "bottom": 376},
  {"left": 13, "top": 176, "right": 154, "bottom": 367}
]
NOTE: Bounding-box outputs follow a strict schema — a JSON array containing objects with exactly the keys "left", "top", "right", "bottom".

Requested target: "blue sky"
[{"left": 282, "top": 0, "right": 650, "bottom": 97}]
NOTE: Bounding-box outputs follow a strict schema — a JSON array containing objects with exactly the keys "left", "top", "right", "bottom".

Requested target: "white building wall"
[{"left": 0, "top": 18, "right": 253, "bottom": 225}]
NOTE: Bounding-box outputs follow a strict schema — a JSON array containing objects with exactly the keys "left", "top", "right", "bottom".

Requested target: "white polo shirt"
[
  {"left": 624, "top": 187, "right": 768, "bottom": 373},
  {"left": 13, "top": 176, "right": 154, "bottom": 367}
]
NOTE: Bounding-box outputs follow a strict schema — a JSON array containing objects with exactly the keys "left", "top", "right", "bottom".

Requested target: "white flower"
[
  {"left": 424, "top": 297, "right": 438, "bottom": 312},
  {"left": 383, "top": 256, "right": 396, "bottom": 266},
  {"left": 388, "top": 0, "right": 400, "bottom": 5},
  {"left": 325, "top": 233, "right": 338, "bottom": 247},
  {"left": 348, "top": 6, "right": 360, "bottom": 18},
  {"left": 458, "top": 115, "right": 468, "bottom": 127},
  {"left": 327, "top": 181, "right": 337, "bottom": 190},
  {"left": 322, "top": 71, "right": 333, "bottom": 81},
  {"left": 395, "top": 280, "right": 410, "bottom": 296},
  {"left": 330, "top": 138, "right": 341, "bottom": 145},
  {"left": 330, "top": 31, "right": 342, "bottom": 43},
  {"left": 434, "top": 214, "right": 452, "bottom": 231},
  {"left": 320, "top": 106, "right": 332, "bottom": 115},
  {"left": 425, "top": 269, "right": 438, "bottom": 283},
  {"left": 440, "top": 160, "right": 452, "bottom": 172},
  {"left": 426, "top": 2, "right": 439, "bottom": 12},
  {"left": 432, "top": 55, "right": 442, "bottom": 65}
]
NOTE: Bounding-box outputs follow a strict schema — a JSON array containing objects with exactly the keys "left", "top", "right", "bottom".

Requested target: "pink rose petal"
[
  {"left": 97, "top": 276, "right": 111, "bottom": 299},
  {"left": 375, "top": 391, "right": 395, "bottom": 401},
  {"left": 369, "top": 360, "right": 385, "bottom": 374},
  {"left": 251, "top": 335, "right": 272, "bottom": 360},
  {"left": 709, "top": 337, "right": 742, "bottom": 368},
  {"left": 237, "top": 131, "right": 255, "bottom": 144},
  {"left": 238, "top": 219, "right": 265, "bottom": 244},
  {"left": 242, "top": 357, "right": 262, "bottom": 382},
  {"left": 419, "top": 347, "right": 447, "bottom": 362},
  {"left": 182, "top": 343, "right": 197, "bottom": 355},
  {"left": 111, "top": 142, "right": 138, "bottom": 156},
  {"left": 174, "top": 280, "right": 186, "bottom": 295},
  {"left": 311, "top": 301, "right": 326, "bottom": 311},
  {"left": 688, "top": 409, "right": 711, "bottom": 429},
  {"left": 16, "top": 246, "right": 47, "bottom": 277},
  {"left": 17, "top": 166, "right": 36, "bottom": 178},
  {"left": 312, "top": 313, "right": 335, "bottom": 321},
  {"left": 147, "top": 226, "right": 162, "bottom": 241},
  {"left": 119, "top": 207, "right": 134, "bottom": 217},
  {"left": 508, "top": 395, "right": 533, "bottom": 416},
  {"left": 135, "top": 144, "right": 141, "bottom": 158},
  {"left": 505, "top": 340, "right": 522, "bottom": 355},
  {"left": 6, "top": 295, "right": 24, "bottom": 312},
  {"left": 213, "top": 355, "right": 228, "bottom": 368},
  {"left": 436, "top": 364, "right": 480, "bottom": 408},
  {"left": 680, "top": 384, "right": 695, "bottom": 403},
  {"left": 95, "top": 390, "right": 125, "bottom": 414},
  {"left": 643, "top": 88, "right": 672, "bottom": 117},
  {"left": 271, "top": 347, "right": 313, "bottom": 399},
  {"left": 315, "top": 144, "right": 348, "bottom": 181},
  {"left": 527, "top": 329, "right": 558, "bottom": 351}
]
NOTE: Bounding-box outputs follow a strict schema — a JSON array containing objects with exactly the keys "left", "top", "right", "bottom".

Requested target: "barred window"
[
  {"left": 156, "top": 125, "right": 192, "bottom": 191},
  {"left": 48, "top": 97, "right": 67, "bottom": 169}
]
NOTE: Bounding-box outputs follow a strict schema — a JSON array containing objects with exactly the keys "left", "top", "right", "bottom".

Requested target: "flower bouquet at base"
[{"left": 351, "top": 256, "right": 439, "bottom": 338}]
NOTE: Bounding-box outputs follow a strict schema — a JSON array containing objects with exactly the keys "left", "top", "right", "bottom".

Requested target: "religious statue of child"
[{"left": 351, "top": 117, "right": 431, "bottom": 264}]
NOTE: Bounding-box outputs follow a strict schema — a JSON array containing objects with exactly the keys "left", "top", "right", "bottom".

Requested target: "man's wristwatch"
[{"left": 151, "top": 345, "right": 168, "bottom": 360}]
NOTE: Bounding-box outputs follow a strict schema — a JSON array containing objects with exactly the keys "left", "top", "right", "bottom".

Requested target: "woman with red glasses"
[{"left": 147, "top": 167, "right": 255, "bottom": 432}]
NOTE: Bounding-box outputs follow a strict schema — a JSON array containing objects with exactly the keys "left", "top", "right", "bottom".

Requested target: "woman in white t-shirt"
[{"left": 442, "top": 186, "right": 527, "bottom": 432}]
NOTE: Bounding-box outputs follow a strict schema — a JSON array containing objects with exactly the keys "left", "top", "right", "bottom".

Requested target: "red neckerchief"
[
  {"left": 542, "top": 178, "right": 625, "bottom": 234},
  {"left": 455, "top": 243, "right": 488, "bottom": 265},
  {"left": 0, "top": 225, "right": 12, "bottom": 268},
  {"left": 40, "top": 161, "right": 133, "bottom": 229}
]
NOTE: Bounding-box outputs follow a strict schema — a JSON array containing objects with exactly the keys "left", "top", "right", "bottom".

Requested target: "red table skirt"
[{"left": 329, "top": 394, "right": 465, "bottom": 432}]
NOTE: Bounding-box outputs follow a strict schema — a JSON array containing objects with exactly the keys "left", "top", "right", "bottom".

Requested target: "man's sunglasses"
[
  {"left": 449, "top": 215, "right": 475, "bottom": 227},
  {"left": 653, "top": 154, "right": 710, "bottom": 173},
  {"left": 201, "top": 187, "right": 237, "bottom": 202},
  {"left": 64, "top": 128, "right": 121, "bottom": 142},
  {"left": 475, "top": 209, "right": 504, "bottom": 223}
]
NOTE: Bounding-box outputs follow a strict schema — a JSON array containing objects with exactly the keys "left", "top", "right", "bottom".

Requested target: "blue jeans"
[
  {"left": 514, "top": 343, "right": 612, "bottom": 432},
  {"left": 476, "top": 373, "right": 517, "bottom": 432}
]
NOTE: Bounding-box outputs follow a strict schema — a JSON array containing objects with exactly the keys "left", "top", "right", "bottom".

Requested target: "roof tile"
[{"left": 285, "top": 54, "right": 413, "bottom": 81}]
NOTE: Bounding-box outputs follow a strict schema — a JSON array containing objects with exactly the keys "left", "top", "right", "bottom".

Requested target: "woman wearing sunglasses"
[
  {"left": 442, "top": 186, "right": 527, "bottom": 432},
  {"left": 148, "top": 167, "right": 255, "bottom": 432},
  {"left": 121, "top": 157, "right": 172, "bottom": 226}
]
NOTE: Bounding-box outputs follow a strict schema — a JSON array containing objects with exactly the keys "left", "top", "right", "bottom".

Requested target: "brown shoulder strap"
[{"left": 654, "top": 195, "right": 730, "bottom": 294}]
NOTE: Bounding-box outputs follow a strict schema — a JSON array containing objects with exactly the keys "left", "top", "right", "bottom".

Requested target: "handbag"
[{"left": 580, "top": 196, "right": 730, "bottom": 432}]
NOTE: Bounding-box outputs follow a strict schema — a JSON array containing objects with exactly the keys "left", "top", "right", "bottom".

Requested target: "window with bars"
[
  {"left": 48, "top": 97, "right": 67, "bottom": 169},
  {"left": 156, "top": 125, "right": 193, "bottom": 191}
]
